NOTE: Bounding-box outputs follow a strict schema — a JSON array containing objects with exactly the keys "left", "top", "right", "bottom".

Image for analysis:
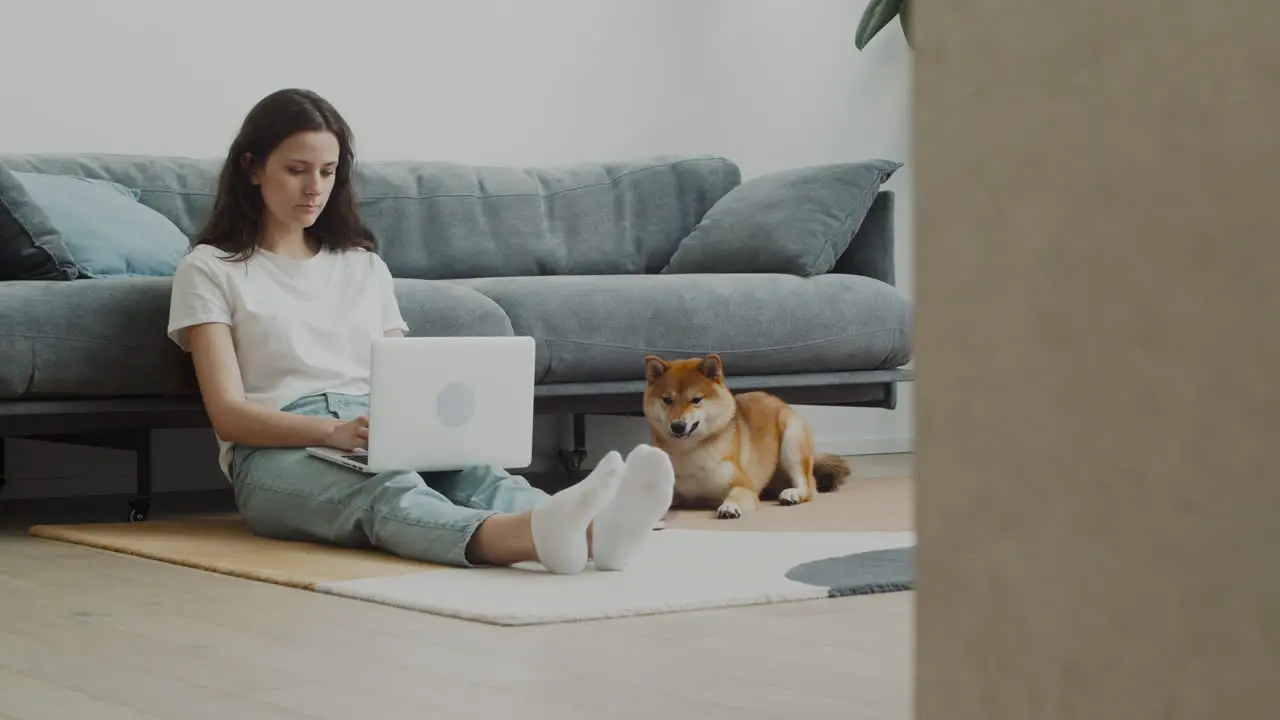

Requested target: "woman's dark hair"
[{"left": 196, "top": 88, "right": 375, "bottom": 260}]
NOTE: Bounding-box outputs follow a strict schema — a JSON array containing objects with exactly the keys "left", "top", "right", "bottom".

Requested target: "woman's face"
[{"left": 249, "top": 130, "right": 340, "bottom": 231}]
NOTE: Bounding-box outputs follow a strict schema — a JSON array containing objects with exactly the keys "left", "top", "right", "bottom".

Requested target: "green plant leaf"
[
  {"left": 899, "top": 0, "right": 912, "bottom": 48},
  {"left": 855, "top": 0, "right": 905, "bottom": 50}
]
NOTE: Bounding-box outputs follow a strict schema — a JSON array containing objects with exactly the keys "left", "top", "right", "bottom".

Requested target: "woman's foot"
[
  {"left": 591, "top": 444, "right": 675, "bottom": 571},
  {"left": 528, "top": 451, "right": 626, "bottom": 573}
]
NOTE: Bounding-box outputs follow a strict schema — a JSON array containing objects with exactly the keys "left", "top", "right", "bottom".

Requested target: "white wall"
[
  {"left": 0, "top": 0, "right": 912, "bottom": 498},
  {"left": 684, "top": 0, "right": 914, "bottom": 455}
]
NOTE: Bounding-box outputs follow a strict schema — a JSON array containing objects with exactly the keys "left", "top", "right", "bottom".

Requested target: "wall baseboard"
[{"left": 814, "top": 435, "right": 914, "bottom": 457}]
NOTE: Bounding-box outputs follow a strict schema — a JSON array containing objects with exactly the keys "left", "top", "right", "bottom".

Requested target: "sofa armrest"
[{"left": 832, "top": 190, "right": 895, "bottom": 286}]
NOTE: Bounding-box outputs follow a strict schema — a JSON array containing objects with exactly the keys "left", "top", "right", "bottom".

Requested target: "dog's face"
[{"left": 642, "top": 354, "right": 735, "bottom": 443}]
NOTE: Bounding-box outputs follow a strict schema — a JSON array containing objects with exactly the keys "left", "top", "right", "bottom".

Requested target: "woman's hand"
[{"left": 327, "top": 415, "right": 370, "bottom": 451}]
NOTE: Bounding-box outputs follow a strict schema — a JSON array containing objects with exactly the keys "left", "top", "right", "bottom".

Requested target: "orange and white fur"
[{"left": 642, "top": 353, "right": 851, "bottom": 519}]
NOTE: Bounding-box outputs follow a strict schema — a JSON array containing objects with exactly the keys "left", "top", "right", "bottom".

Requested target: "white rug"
[{"left": 313, "top": 529, "right": 915, "bottom": 625}]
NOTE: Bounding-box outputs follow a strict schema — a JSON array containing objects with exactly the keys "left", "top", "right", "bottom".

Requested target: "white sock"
[
  {"left": 530, "top": 451, "right": 624, "bottom": 574},
  {"left": 592, "top": 444, "right": 675, "bottom": 571}
]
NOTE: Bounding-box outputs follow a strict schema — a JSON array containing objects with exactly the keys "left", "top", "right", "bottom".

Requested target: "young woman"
[{"left": 167, "top": 88, "right": 673, "bottom": 574}]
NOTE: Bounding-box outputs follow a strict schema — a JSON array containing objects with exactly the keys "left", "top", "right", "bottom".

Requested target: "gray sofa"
[{"left": 0, "top": 152, "right": 912, "bottom": 520}]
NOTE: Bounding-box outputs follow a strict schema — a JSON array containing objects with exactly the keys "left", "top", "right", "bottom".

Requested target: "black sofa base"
[{"left": 0, "top": 369, "right": 912, "bottom": 521}]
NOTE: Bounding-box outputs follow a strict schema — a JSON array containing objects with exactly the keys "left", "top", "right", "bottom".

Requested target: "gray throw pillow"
[
  {"left": 661, "top": 159, "right": 902, "bottom": 276},
  {"left": 0, "top": 164, "right": 78, "bottom": 280}
]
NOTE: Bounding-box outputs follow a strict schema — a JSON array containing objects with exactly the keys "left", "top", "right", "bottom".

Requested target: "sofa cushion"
[
  {"left": 0, "top": 164, "right": 78, "bottom": 280},
  {"left": 0, "top": 278, "right": 513, "bottom": 400},
  {"left": 453, "top": 273, "right": 913, "bottom": 384},
  {"left": 0, "top": 278, "right": 193, "bottom": 400},
  {"left": 11, "top": 170, "right": 191, "bottom": 278},
  {"left": 392, "top": 279, "right": 514, "bottom": 338},
  {"left": 355, "top": 155, "right": 742, "bottom": 280},
  {"left": 661, "top": 159, "right": 902, "bottom": 277},
  {"left": 0, "top": 153, "right": 743, "bottom": 282},
  {"left": 0, "top": 154, "right": 221, "bottom": 240}
]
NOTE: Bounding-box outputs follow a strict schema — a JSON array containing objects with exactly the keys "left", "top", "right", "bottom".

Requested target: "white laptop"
[{"left": 306, "top": 335, "right": 536, "bottom": 474}]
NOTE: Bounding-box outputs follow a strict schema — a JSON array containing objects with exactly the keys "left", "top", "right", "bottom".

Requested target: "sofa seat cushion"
[
  {"left": 0, "top": 278, "right": 192, "bottom": 399},
  {"left": 0, "top": 277, "right": 513, "bottom": 400},
  {"left": 392, "top": 279, "right": 514, "bottom": 338},
  {"left": 453, "top": 273, "right": 913, "bottom": 384}
]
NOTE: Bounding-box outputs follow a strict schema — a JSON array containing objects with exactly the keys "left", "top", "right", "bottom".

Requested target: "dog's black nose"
[{"left": 670, "top": 420, "right": 687, "bottom": 435}]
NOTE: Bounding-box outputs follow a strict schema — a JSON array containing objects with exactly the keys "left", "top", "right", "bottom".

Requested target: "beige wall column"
[{"left": 914, "top": 3, "right": 1280, "bottom": 718}]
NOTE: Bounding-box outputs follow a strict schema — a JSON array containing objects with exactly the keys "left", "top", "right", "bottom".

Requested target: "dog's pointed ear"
[
  {"left": 698, "top": 353, "right": 724, "bottom": 383},
  {"left": 644, "top": 355, "right": 669, "bottom": 384}
]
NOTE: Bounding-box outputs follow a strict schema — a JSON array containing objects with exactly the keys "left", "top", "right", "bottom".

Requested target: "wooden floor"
[{"left": 0, "top": 454, "right": 914, "bottom": 720}]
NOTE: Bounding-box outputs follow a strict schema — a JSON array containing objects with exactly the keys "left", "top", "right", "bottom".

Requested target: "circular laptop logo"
[{"left": 436, "top": 381, "right": 476, "bottom": 428}]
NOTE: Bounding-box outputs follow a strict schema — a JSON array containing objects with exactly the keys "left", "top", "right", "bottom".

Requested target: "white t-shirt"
[{"left": 167, "top": 243, "right": 409, "bottom": 477}]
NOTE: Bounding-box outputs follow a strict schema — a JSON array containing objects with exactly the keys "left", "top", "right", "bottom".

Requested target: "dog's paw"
[
  {"left": 778, "top": 488, "right": 808, "bottom": 505},
  {"left": 716, "top": 501, "right": 742, "bottom": 519}
]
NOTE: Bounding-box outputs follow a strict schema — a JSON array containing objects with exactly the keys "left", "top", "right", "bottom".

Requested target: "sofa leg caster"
[
  {"left": 558, "top": 447, "right": 587, "bottom": 473},
  {"left": 558, "top": 413, "right": 588, "bottom": 474}
]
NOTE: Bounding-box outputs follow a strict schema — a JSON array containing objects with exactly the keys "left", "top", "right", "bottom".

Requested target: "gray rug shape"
[{"left": 784, "top": 546, "right": 914, "bottom": 597}]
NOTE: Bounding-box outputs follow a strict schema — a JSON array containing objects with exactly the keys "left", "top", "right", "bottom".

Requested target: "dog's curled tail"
[{"left": 814, "top": 454, "right": 852, "bottom": 492}]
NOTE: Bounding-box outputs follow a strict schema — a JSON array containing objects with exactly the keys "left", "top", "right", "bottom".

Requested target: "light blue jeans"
[{"left": 228, "top": 392, "right": 549, "bottom": 567}]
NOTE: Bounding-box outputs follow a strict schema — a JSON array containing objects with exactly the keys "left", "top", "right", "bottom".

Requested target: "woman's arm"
[{"left": 188, "top": 322, "right": 347, "bottom": 448}]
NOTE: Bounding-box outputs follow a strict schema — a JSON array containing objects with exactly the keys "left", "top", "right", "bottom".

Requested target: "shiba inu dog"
[{"left": 641, "top": 353, "right": 851, "bottom": 519}]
